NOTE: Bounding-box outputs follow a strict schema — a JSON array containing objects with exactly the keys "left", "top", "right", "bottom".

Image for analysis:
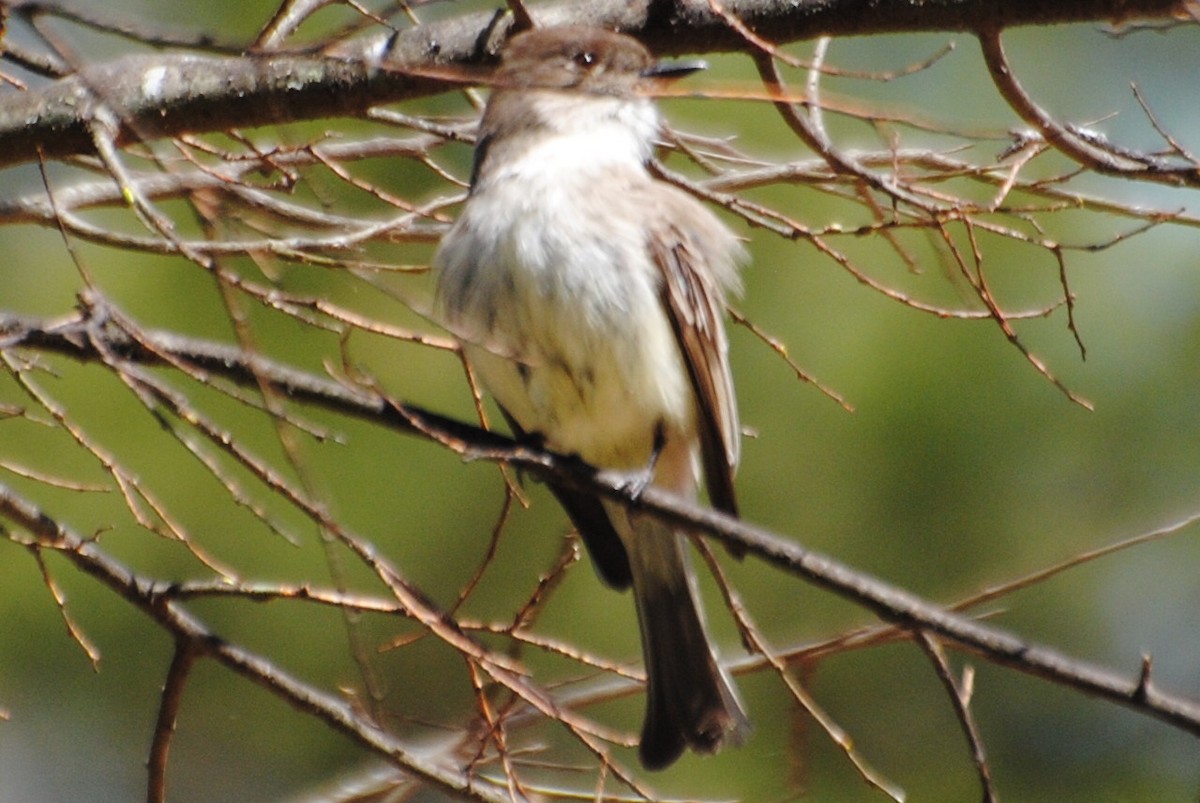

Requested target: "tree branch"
[
  {"left": 0, "top": 0, "right": 1184, "bottom": 168},
  {"left": 5, "top": 302, "right": 1200, "bottom": 742},
  {"left": 0, "top": 482, "right": 515, "bottom": 803}
]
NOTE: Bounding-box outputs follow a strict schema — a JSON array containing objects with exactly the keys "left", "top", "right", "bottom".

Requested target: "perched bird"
[{"left": 435, "top": 26, "right": 749, "bottom": 769}]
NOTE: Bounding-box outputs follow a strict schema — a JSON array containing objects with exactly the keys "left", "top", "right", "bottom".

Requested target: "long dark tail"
[{"left": 622, "top": 510, "right": 749, "bottom": 770}]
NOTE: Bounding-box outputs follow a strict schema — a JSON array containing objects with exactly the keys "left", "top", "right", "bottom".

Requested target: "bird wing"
[{"left": 650, "top": 225, "right": 740, "bottom": 518}]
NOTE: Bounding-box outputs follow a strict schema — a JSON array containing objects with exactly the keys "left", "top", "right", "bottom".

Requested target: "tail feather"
[{"left": 620, "top": 509, "right": 749, "bottom": 770}]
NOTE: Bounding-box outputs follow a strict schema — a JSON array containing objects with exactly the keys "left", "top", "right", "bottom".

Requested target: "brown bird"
[{"left": 435, "top": 26, "right": 749, "bottom": 769}]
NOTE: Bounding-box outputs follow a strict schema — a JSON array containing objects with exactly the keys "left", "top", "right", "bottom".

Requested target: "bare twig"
[
  {"left": 978, "top": 26, "right": 1200, "bottom": 188},
  {"left": 916, "top": 632, "right": 996, "bottom": 803},
  {"left": 147, "top": 640, "right": 201, "bottom": 803},
  {"left": 0, "top": 481, "right": 516, "bottom": 803}
]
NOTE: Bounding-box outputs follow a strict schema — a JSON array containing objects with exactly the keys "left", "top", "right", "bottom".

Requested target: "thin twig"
[
  {"left": 147, "top": 639, "right": 201, "bottom": 803},
  {"left": 916, "top": 631, "right": 996, "bottom": 803}
]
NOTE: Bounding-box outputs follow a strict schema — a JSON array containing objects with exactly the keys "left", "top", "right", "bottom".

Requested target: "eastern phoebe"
[{"left": 435, "top": 26, "right": 749, "bottom": 770}]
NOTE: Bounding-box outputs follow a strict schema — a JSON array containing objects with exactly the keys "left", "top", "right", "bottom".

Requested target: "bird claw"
[{"left": 615, "top": 466, "right": 655, "bottom": 501}]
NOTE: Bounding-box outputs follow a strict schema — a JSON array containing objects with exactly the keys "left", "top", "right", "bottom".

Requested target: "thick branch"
[
  {"left": 5, "top": 306, "right": 1200, "bottom": 740},
  {"left": 0, "top": 0, "right": 1184, "bottom": 168},
  {"left": 0, "top": 484, "right": 513, "bottom": 803},
  {"left": 0, "top": 52, "right": 444, "bottom": 168}
]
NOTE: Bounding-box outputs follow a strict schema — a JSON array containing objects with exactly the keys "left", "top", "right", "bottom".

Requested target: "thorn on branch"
[{"left": 1134, "top": 653, "right": 1154, "bottom": 703}]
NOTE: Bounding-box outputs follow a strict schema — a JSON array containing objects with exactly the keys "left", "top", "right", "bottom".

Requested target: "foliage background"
[{"left": 1, "top": 1, "right": 1199, "bottom": 801}]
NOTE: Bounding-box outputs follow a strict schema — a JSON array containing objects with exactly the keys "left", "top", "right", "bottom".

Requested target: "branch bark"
[
  {"left": 5, "top": 303, "right": 1199, "bottom": 742},
  {"left": 0, "top": 0, "right": 1184, "bottom": 168},
  {"left": 0, "top": 482, "right": 515, "bottom": 803}
]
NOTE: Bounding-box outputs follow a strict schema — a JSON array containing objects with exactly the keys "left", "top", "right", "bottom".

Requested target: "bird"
[{"left": 434, "top": 25, "right": 749, "bottom": 770}]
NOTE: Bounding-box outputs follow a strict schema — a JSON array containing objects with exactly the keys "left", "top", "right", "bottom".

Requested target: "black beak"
[{"left": 641, "top": 58, "right": 707, "bottom": 80}]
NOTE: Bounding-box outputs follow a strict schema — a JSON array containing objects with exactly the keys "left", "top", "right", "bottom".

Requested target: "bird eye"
[{"left": 574, "top": 51, "right": 596, "bottom": 67}]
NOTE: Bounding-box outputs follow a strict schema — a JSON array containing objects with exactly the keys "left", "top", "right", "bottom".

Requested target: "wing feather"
[{"left": 650, "top": 227, "right": 740, "bottom": 518}]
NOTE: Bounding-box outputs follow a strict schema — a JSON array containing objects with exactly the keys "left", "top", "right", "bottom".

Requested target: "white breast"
[{"left": 436, "top": 102, "right": 694, "bottom": 468}]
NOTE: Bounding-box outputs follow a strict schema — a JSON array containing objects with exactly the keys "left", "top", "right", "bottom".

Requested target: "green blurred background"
[{"left": 2, "top": 2, "right": 1200, "bottom": 801}]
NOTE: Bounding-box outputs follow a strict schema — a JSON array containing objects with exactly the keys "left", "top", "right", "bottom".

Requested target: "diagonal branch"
[
  {"left": 978, "top": 25, "right": 1200, "bottom": 187},
  {"left": 5, "top": 302, "right": 1200, "bottom": 741},
  {"left": 0, "top": 481, "right": 516, "bottom": 803}
]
